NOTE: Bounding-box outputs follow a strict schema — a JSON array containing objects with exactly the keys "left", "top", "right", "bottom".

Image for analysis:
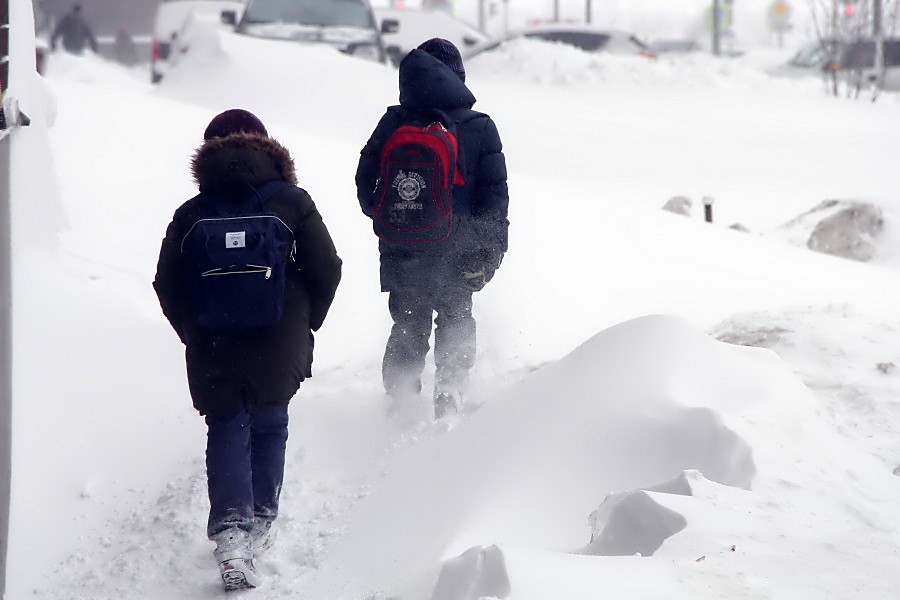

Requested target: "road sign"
[
  {"left": 768, "top": 0, "right": 793, "bottom": 32},
  {"left": 706, "top": 2, "right": 733, "bottom": 32}
]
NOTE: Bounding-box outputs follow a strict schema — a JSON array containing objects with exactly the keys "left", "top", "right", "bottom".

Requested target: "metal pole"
[
  {"left": 586, "top": 0, "right": 592, "bottom": 24},
  {"left": 502, "top": 0, "right": 509, "bottom": 35},
  {"left": 873, "top": 0, "right": 885, "bottom": 91},
  {"left": 554, "top": 0, "right": 560, "bottom": 22},
  {"left": 0, "top": 0, "right": 11, "bottom": 594},
  {"left": 0, "top": 136, "right": 8, "bottom": 600},
  {"left": 702, "top": 196, "right": 715, "bottom": 223},
  {"left": 874, "top": 0, "right": 883, "bottom": 35},
  {"left": 478, "top": 0, "right": 486, "bottom": 32},
  {"left": 712, "top": 0, "right": 722, "bottom": 56}
]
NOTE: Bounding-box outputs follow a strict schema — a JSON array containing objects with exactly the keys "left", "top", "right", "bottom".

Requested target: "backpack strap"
[
  {"left": 248, "top": 180, "right": 291, "bottom": 210},
  {"left": 398, "top": 107, "right": 466, "bottom": 185}
]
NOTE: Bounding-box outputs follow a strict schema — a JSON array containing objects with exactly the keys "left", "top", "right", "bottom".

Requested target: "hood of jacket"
[
  {"left": 191, "top": 132, "right": 297, "bottom": 194},
  {"left": 398, "top": 49, "right": 476, "bottom": 111}
]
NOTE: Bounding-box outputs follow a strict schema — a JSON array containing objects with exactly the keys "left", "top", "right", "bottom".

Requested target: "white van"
[
  {"left": 151, "top": 0, "right": 244, "bottom": 83},
  {"left": 229, "top": 0, "right": 394, "bottom": 64}
]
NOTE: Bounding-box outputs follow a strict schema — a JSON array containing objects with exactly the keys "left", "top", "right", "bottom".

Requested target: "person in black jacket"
[
  {"left": 153, "top": 109, "right": 342, "bottom": 590},
  {"left": 356, "top": 38, "right": 509, "bottom": 419},
  {"left": 50, "top": 4, "right": 98, "bottom": 55}
]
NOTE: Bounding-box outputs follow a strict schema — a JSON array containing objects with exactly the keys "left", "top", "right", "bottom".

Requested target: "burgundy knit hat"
[
  {"left": 418, "top": 38, "right": 466, "bottom": 82},
  {"left": 203, "top": 109, "right": 268, "bottom": 141}
]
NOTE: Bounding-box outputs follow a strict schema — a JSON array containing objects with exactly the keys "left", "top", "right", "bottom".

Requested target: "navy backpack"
[{"left": 181, "top": 180, "right": 294, "bottom": 331}]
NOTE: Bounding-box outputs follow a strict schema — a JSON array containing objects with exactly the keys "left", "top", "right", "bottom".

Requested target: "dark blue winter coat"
[{"left": 355, "top": 49, "right": 509, "bottom": 292}]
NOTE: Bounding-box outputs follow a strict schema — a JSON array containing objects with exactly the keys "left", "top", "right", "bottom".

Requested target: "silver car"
[
  {"left": 465, "top": 24, "right": 657, "bottom": 60},
  {"left": 231, "top": 0, "right": 394, "bottom": 64}
]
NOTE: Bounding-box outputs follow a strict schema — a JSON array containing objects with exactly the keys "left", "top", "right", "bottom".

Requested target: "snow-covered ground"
[{"left": 7, "top": 22, "right": 900, "bottom": 600}]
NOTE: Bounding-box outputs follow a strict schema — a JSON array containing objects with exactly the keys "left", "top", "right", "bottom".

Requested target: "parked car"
[
  {"left": 826, "top": 38, "right": 900, "bottom": 91},
  {"left": 648, "top": 39, "right": 701, "bottom": 55},
  {"left": 777, "top": 37, "right": 900, "bottom": 91},
  {"left": 34, "top": 0, "right": 52, "bottom": 75},
  {"left": 151, "top": 0, "right": 244, "bottom": 83},
  {"left": 227, "top": 0, "right": 395, "bottom": 64},
  {"left": 788, "top": 37, "right": 842, "bottom": 69},
  {"left": 374, "top": 7, "right": 488, "bottom": 66},
  {"left": 768, "top": 37, "right": 842, "bottom": 81},
  {"left": 465, "top": 24, "right": 656, "bottom": 60}
]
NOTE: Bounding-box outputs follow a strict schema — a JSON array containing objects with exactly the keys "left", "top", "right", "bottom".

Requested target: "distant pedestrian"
[
  {"left": 113, "top": 29, "right": 139, "bottom": 66},
  {"left": 51, "top": 4, "right": 98, "bottom": 55},
  {"left": 153, "top": 109, "right": 342, "bottom": 591},
  {"left": 355, "top": 38, "right": 509, "bottom": 419}
]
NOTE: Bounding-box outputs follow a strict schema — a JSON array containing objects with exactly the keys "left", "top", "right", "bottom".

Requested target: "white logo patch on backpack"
[{"left": 225, "top": 231, "right": 246, "bottom": 248}]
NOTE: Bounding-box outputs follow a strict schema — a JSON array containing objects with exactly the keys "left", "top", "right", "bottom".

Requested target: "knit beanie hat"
[
  {"left": 417, "top": 38, "right": 466, "bottom": 82},
  {"left": 203, "top": 109, "right": 268, "bottom": 141}
]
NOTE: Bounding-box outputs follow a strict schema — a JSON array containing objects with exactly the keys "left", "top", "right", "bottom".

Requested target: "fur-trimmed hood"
[{"left": 191, "top": 132, "right": 297, "bottom": 193}]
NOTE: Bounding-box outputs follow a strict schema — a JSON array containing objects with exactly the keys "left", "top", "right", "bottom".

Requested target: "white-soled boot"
[{"left": 213, "top": 527, "right": 260, "bottom": 591}]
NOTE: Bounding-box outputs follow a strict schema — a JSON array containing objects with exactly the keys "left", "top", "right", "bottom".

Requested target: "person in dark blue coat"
[
  {"left": 356, "top": 38, "right": 509, "bottom": 419},
  {"left": 154, "top": 109, "right": 342, "bottom": 590}
]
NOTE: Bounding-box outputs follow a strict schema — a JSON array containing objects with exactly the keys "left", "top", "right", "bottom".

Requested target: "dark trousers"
[
  {"left": 205, "top": 403, "right": 289, "bottom": 538},
  {"left": 383, "top": 287, "right": 476, "bottom": 397}
]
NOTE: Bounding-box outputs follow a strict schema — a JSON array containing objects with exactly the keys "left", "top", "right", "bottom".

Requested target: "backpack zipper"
[{"left": 202, "top": 265, "right": 272, "bottom": 279}]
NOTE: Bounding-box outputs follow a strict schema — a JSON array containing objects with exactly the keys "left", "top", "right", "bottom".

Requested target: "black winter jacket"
[
  {"left": 154, "top": 132, "right": 342, "bottom": 418},
  {"left": 51, "top": 12, "right": 98, "bottom": 54},
  {"left": 356, "top": 49, "right": 509, "bottom": 292}
]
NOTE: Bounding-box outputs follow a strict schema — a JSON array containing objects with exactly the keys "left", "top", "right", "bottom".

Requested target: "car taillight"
[
  {"left": 640, "top": 51, "right": 657, "bottom": 59},
  {"left": 152, "top": 40, "right": 161, "bottom": 62}
]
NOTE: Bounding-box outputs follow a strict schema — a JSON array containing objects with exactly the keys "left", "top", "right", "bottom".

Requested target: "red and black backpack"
[{"left": 373, "top": 110, "right": 465, "bottom": 244}]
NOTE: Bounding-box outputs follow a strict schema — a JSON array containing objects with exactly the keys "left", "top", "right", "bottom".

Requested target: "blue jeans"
[{"left": 205, "top": 403, "right": 289, "bottom": 538}]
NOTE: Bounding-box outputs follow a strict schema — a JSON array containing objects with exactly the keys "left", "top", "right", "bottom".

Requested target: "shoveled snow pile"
[
  {"left": 770, "top": 200, "right": 887, "bottom": 263},
  {"left": 466, "top": 38, "right": 802, "bottom": 91}
]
